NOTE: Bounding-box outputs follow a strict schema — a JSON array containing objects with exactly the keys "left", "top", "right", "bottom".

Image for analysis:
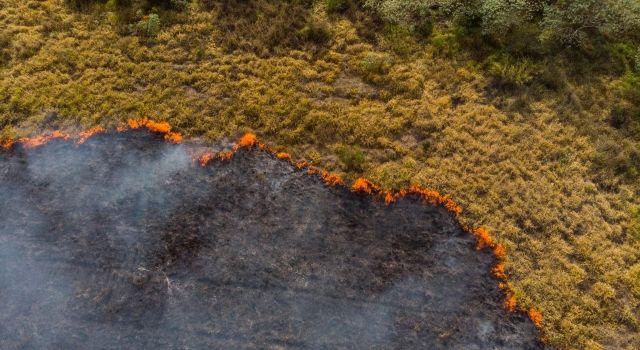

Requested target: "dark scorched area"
[{"left": 0, "top": 131, "right": 546, "bottom": 349}]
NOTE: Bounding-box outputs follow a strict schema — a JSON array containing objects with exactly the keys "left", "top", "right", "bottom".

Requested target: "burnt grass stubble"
[{"left": 0, "top": 130, "right": 546, "bottom": 349}]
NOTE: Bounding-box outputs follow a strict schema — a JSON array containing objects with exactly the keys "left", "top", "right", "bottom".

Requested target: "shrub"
[
  {"left": 297, "top": 19, "right": 331, "bottom": 45},
  {"left": 361, "top": 52, "right": 389, "bottom": 75},
  {"left": 430, "top": 31, "right": 459, "bottom": 57},
  {"left": 366, "top": 0, "right": 640, "bottom": 51},
  {"left": 66, "top": 0, "right": 191, "bottom": 11},
  {"left": 536, "top": 63, "right": 567, "bottom": 91},
  {"left": 65, "top": 0, "right": 101, "bottom": 9},
  {"left": 593, "top": 138, "right": 640, "bottom": 181},
  {"left": 382, "top": 24, "right": 417, "bottom": 55},
  {"left": 630, "top": 206, "right": 640, "bottom": 241},
  {"left": 608, "top": 42, "right": 638, "bottom": 74},
  {"left": 168, "top": 0, "right": 190, "bottom": 10},
  {"left": 213, "top": 0, "right": 315, "bottom": 55},
  {"left": 608, "top": 103, "right": 638, "bottom": 131},
  {"left": 326, "top": 0, "right": 350, "bottom": 13},
  {"left": 622, "top": 72, "right": 640, "bottom": 104},
  {"left": 486, "top": 53, "right": 537, "bottom": 88},
  {"left": 336, "top": 145, "right": 366, "bottom": 172},
  {"left": 136, "top": 13, "right": 161, "bottom": 37}
]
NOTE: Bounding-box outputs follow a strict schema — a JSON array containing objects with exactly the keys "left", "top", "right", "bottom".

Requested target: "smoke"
[{"left": 0, "top": 131, "right": 546, "bottom": 349}]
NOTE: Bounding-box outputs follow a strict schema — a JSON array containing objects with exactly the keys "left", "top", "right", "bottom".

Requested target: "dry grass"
[{"left": 1, "top": 1, "right": 640, "bottom": 349}]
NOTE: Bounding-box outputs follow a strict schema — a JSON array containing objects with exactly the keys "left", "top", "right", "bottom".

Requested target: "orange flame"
[
  {"left": 276, "top": 152, "right": 290, "bottom": 160},
  {"left": 19, "top": 131, "right": 71, "bottom": 149},
  {"left": 321, "top": 170, "right": 343, "bottom": 187},
  {"left": 199, "top": 153, "right": 215, "bottom": 166},
  {"left": 235, "top": 133, "right": 257, "bottom": 149},
  {"left": 77, "top": 126, "right": 106, "bottom": 145},
  {"left": 1, "top": 139, "right": 15, "bottom": 150},
  {"left": 492, "top": 263, "right": 508, "bottom": 280},
  {"left": 504, "top": 294, "right": 517, "bottom": 312},
  {"left": 165, "top": 132, "right": 183, "bottom": 144},
  {"left": 384, "top": 192, "right": 395, "bottom": 205},
  {"left": 218, "top": 151, "right": 233, "bottom": 161},
  {"left": 351, "top": 178, "right": 380, "bottom": 194},
  {"left": 472, "top": 227, "right": 493, "bottom": 250},
  {"left": 127, "top": 118, "right": 182, "bottom": 143},
  {"left": 528, "top": 308, "right": 543, "bottom": 328},
  {"left": 494, "top": 244, "right": 507, "bottom": 260},
  {"left": 127, "top": 118, "right": 170, "bottom": 134}
]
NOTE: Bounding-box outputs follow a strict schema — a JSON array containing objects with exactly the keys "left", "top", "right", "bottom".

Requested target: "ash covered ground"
[{"left": 0, "top": 131, "right": 546, "bottom": 349}]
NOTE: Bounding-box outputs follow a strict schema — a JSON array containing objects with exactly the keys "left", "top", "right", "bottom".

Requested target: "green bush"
[
  {"left": 622, "top": 72, "right": 640, "bottom": 104},
  {"left": 361, "top": 53, "right": 389, "bottom": 75},
  {"left": 609, "top": 42, "right": 639, "bottom": 73},
  {"left": 297, "top": 19, "right": 331, "bottom": 45},
  {"left": 326, "top": 0, "right": 350, "bottom": 13},
  {"left": 608, "top": 103, "right": 636, "bottom": 130},
  {"left": 366, "top": 0, "right": 640, "bottom": 52},
  {"left": 336, "top": 145, "right": 366, "bottom": 172},
  {"left": 486, "top": 53, "right": 537, "bottom": 88},
  {"left": 136, "top": 13, "right": 161, "bottom": 37}
]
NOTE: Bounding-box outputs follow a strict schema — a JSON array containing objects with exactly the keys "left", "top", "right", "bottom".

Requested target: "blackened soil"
[{"left": 0, "top": 131, "right": 547, "bottom": 349}]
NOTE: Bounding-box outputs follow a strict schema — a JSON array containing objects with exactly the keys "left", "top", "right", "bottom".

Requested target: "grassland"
[{"left": 1, "top": 1, "right": 640, "bottom": 349}]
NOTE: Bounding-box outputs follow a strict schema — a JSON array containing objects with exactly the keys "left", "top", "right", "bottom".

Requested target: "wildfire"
[
  {"left": 19, "top": 131, "right": 71, "bottom": 149},
  {"left": 494, "top": 243, "right": 507, "bottom": 260},
  {"left": 472, "top": 227, "right": 493, "bottom": 250},
  {"left": 198, "top": 153, "right": 215, "bottom": 166},
  {"left": 234, "top": 133, "right": 257, "bottom": 149},
  {"left": 321, "top": 170, "right": 343, "bottom": 187},
  {"left": 528, "top": 308, "right": 543, "bottom": 328},
  {"left": 351, "top": 178, "right": 380, "bottom": 194},
  {"left": 219, "top": 151, "right": 233, "bottom": 161},
  {"left": 77, "top": 126, "right": 106, "bottom": 145},
  {"left": 492, "top": 263, "right": 508, "bottom": 280},
  {"left": 165, "top": 132, "right": 183, "bottom": 143},
  {"left": 1, "top": 140, "right": 15, "bottom": 150},
  {"left": 403, "top": 184, "right": 463, "bottom": 215},
  {"left": 127, "top": 118, "right": 182, "bottom": 144},
  {"left": 504, "top": 294, "right": 517, "bottom": 312},
  {"left": 127, "top": 118, "right": 170, "bottom": 133},
  {"left": 276, "top": 152, "right": 290, "bottom": 160},
  {"left": 381, "top": 192, "right": 393, "bottom": 205},
  {"left": 1, "top": 128, "right": 545, "bottom": 335}
]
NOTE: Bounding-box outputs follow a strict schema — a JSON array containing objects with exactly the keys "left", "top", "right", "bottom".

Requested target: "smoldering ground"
[{"left": 0, "top": 131, "right": 547, "bottom": 349}]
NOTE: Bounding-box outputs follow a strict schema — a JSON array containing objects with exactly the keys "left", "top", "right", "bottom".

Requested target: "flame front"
[
  {"left": 351, "top": 178, "right": 379, "bottom": 194},
  {"left": 77, "top": 127, "right": 106, "bottom": 145},
  {"left": 1, "top": 129, "right": 544, "bottom": 333},
  {"left": 528, "top": 308, "right": 543, "bottom": 328},
  {"left": 235, "top": 133, "right": 257, "bottom": 149},
  {"left": 1, "top": 140, "right": 15, "bottom": 150},
  {"left": 127, "top": 118, "right": 182, "bottom": 144},
  {"left": 19, "top": 131, "right": 71, "bottom": 149}
]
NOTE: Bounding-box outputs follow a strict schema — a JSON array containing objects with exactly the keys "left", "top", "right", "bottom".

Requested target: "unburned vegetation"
[{"left": 1, "top": 1, "right": 640, "bottom": 349}]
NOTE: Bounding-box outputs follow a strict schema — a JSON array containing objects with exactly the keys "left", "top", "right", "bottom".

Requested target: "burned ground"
[{"left": 0, "top": 131, "right": 545, "bottom": 349}]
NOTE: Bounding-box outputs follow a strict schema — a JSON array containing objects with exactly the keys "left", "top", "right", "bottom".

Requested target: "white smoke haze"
[{"left": 0, "top": 131, "right": 547, "bottom": 349}]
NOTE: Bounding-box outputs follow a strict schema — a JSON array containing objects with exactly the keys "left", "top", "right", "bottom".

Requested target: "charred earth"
[{"left": 0, "top": 131, "right": 546, "bottom": 349}]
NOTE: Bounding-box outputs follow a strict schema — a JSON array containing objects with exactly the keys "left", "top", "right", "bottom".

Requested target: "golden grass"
[{"left": 1, "top": 1, "right": 640, "bottom": 349}]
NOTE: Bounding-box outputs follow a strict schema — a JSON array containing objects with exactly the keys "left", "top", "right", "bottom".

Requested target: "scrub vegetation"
[{"left": 1, "top": 1, "right": 640, "bottom": 348}]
